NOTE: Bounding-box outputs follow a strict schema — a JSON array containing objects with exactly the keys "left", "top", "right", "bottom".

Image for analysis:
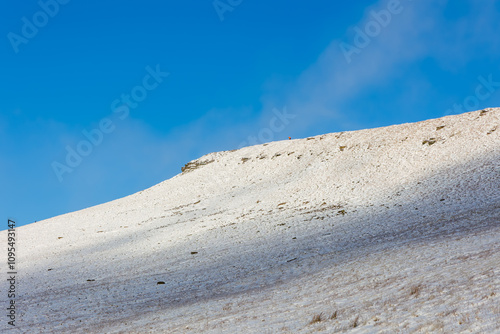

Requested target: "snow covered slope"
[{"left": 3, "top": 108, "right": 500, "bottom": 333}]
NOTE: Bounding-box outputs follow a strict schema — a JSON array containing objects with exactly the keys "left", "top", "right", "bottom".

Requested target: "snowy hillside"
[{"left": 3, "top": 108, "right": 500, "bottom": 333}]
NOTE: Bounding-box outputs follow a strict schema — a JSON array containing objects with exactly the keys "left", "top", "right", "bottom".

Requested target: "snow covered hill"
[{"left": 3, "top": 108, "right": 499, "bottom": 333}]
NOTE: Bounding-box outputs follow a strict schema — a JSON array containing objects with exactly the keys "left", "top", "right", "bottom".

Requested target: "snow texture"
[{"left": 2, "top": 108, "right": 499, "bottom": 333}]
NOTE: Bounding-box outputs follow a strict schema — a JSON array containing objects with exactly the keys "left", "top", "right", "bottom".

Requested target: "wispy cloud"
[
  {"left": 263, "top": 0, "right": 500, "bottom": 134},
  {"left": 125, "top": 0, "right": 500, "bottom": 158}
]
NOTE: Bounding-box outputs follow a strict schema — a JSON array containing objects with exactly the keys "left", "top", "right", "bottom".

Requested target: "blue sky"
[{"left": 2, "top": 0, "right": 500, "bottom": 228}]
